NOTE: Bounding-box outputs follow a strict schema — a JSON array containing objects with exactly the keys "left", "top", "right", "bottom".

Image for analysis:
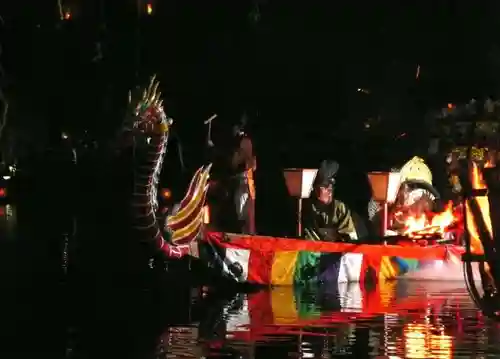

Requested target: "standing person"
[{"left": 231, "top": 113, "right": 256, "bottom": 234}]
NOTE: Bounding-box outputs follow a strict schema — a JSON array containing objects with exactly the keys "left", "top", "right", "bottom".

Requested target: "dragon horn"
[
  {"left": 158, "top": 99, "right": 163, "bottom": 108},
  {"left": 152, "top": 82, "right": 160, "bottom": 99},
  {"left": 148, "top": 90, "right": 158, "bottom": 105},
  {"left": 147, "top": 75, "right": 157, "bottom": 97},
  {"left": 154, "top": 91, "right": 161, "bottom": 102},
  {"left": 142, "top": 88, "right": 147, "bottom": 101}
]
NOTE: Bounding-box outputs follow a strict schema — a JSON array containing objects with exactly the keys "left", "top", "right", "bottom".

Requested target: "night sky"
[{"left": 1, "top": 1, "right": 500, "bottom": 150}]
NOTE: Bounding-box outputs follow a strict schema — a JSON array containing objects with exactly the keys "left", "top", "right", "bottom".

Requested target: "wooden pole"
[{"left": 297, "top": 198, "right": 303, "bottom": 237}]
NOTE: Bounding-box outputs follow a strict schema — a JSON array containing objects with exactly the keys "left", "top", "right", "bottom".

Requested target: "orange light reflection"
[{"left": 404, "top": 323, "right": 452, "bottom": 359}]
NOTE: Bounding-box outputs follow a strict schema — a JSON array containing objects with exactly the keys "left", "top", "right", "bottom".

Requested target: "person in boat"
[
  {"left": 368, "top": 156, "right": 440, "bottom": 234},
  {"left": 230, "top": 113, "right": 256, "bottom": 234},
  {"left": 303, "top": 160, "right": 358, "bottom": 241}
]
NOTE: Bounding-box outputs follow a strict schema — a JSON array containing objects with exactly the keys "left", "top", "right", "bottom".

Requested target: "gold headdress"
[{"left": 399, "top": 156, "right": 433, "bottom": 186}]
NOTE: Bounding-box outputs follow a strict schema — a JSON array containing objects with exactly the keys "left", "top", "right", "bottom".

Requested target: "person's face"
[{"left": 317, "top": 184, "right": 333, "bottom": 204}]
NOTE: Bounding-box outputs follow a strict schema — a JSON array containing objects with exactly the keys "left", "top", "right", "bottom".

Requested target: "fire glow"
[
  {"left": 397, "top": 161, "right": 493, "bottom": 244},
  {"left": 401, "top": 201, "right": 460, "bottom": 238},
  {"left": 466, "top": 162, "right": 492, "bottom": 255}
]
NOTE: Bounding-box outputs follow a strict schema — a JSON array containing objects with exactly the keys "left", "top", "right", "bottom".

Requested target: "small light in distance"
[
  {"left": 64, "top": 11, "right": 71, "bottom": 20},
  {"left": 447, "top": 103, "right": 454, "bottom": 109},
  {"left": 161, "top": 189, "right": 172, "bottom": 199},
  {"left": 0, "top": 188, "right": 5, "bottom": 197},
  {"left": 146, "top": 3, "right": 153, "bottom": 15},
  {"left": 2, "top": 176, "right": 10, "bottom": 180}
]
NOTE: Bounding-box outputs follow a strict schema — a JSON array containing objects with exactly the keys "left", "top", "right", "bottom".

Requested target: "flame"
[
  {"left": 402, "top": 201, "right": 459, "bottom": 238},
  {"left": 484, "top": 158, "right": 495, "bottom": 168},
  {"left": 484, "top": 149, "right": 496, "bottom": 168}
]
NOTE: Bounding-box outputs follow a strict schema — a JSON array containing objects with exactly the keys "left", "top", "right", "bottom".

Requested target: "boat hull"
[{"left": 201, "top": 232, "right": 475, "bottom": 286}]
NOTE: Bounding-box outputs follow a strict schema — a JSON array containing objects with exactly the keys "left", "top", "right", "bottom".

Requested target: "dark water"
[{"left": 1, "top": 204, "right": 499, "bottom": 358}]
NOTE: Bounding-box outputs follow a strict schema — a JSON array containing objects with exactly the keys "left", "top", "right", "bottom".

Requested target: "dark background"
[
  {"left": 2, "top": 1, "right": 500, "bottom": 140},
  {"left": 1, "top": 0, "right": 500, "bottom": 233}
]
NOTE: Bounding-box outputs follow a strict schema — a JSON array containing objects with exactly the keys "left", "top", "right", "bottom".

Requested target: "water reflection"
[
  {"left": 4, "top": 208, "right": 500, "bottom": 358},
  {"left": 192, "top": 282, "right": 500, "bottom": 358},
  {"left": 404, "top": 323, "right": 452, "bottom": 359}
]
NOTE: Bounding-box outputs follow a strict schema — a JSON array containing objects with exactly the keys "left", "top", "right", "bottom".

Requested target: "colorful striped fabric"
[{"left": 201, "top": 232, "right": 464, "bottom": 285}]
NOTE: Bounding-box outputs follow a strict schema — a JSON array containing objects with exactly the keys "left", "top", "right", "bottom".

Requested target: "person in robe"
[
  {"left": 367, "top": 156, "right": 440, "bottom": 235},
  {"left": 230, "top": 113, "right": 256, "bottom": 234},
  {"left": 303, "top": 160, "right": 358, "bottom": 241}
]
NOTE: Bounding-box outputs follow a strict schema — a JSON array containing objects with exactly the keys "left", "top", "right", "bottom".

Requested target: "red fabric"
[
  {"left": 204, "top": 232, "right": 465, "bottom": 260},
  {"left": 247, "top": 251, "right": 274, "bottom": 284},
  {"left": 359, "top": 254, "right": 382, "bottom": 290}
]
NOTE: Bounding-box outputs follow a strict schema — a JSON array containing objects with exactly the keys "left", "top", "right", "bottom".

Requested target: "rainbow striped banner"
[{"left": 201, "top": 232, "right": 464, "bottom": 286}]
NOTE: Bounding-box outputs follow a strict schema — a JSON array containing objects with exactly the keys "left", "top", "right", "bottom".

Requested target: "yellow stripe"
[
  {"left": 379, "top": 256, "right": 397, "bottom": 280},
  {"left": 167, "top": 167, "right": 210, "bottom": 226},
  {"left": 271, "top": 251, "right": 299, "bottom": 285},
  {"left": 271, "top": 287, "right": 298, "bottom": 324},
  {"left": 172, "top": 210, "right": 203, "bottom": 242},
  {"left": 167, "top": 169, "right": 207, "bottom": 225}
]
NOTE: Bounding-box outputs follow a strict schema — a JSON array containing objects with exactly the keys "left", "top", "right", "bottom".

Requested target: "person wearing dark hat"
[
  {"left": 230, "top": 113, "right": 256, "bottom": 234},
  {"left": 303, "top": 160, "right": 358, "bottom": 241}
]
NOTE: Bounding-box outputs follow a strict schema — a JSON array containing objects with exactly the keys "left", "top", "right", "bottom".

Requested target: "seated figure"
[
  {"left": 367, "top": 156, "right": 440, "bottom": 235},
  {"left": 303, "top": 160, "right": 359, "bottom": 241}
]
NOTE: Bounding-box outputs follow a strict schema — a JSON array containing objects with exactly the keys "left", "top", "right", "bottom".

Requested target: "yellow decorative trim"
[{"left": 167, "top": 166, "right": 210, "bottom": 226}]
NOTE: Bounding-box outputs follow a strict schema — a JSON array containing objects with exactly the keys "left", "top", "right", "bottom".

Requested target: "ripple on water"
[
  {"left": 4, "top": 216, "right": 500, "bottom": 358},
  {"left": 168, "top": 281, "right": 500, "bottom": 358}
]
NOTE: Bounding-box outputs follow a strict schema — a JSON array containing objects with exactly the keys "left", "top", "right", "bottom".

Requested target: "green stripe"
[
  {"left": 294, "top": 285, "right": 321, "bottom": 319},
  {"left": 294, "top": 230, "right": 322, "bottom": 285},
  {"left": 293, "top": 250, "right": 322, "bottom": 285}
]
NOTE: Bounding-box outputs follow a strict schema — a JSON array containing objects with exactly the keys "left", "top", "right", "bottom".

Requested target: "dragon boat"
[
  {"left": 197, "top": 104, "right": 500, "bottom": 298},
  {"left": 199, "top": 166, "right": 472, "bottom": 287},
  {"left": 122, "top": 82, "right": 500, "bottom": 319}
]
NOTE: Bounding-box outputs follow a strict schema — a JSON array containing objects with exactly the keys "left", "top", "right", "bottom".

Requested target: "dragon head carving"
[
  {"left": 124, "top": 76, "right": 212, "bottom": 258},
  {"left": 124, "top": 75, "right": 172, "bottom": 137}
]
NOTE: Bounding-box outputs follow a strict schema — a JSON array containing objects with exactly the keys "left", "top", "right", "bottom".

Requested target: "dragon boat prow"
[
  {"left": 166, "top": 164, "right": 212, "bottom": 247},
  {"left": 124, "top": 76, "right": 212, "bottom": 261}
]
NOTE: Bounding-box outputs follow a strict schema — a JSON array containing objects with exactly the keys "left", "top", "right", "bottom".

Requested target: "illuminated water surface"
[{"left": 2, "top": 204, "right": 499, "bottom": 358}]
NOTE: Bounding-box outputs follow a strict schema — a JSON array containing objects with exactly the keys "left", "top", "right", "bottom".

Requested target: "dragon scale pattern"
[{"left": 125, "top": 76, "right": 210, "bottom": 259}]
